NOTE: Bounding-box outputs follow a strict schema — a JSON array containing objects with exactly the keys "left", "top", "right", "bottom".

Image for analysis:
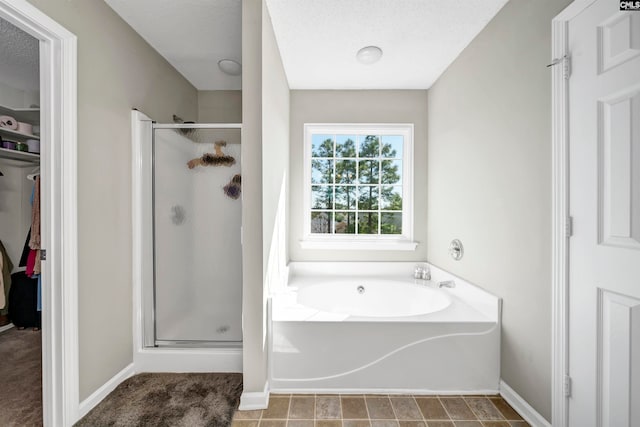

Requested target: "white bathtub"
[
  {"left": 269, "top": 262, "right": 501, "bottom": 394},
  {"left": 298, "top": 279, "right": 452, "bottom": 317}
]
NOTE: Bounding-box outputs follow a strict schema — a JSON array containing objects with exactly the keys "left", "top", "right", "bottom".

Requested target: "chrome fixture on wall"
[
  {"left": 414, "top": 265, "right": 431, "bottom": 280},
  {"left": 449, "top": 239, "right": 464, "bottom": 261},
  {"left": 439, "top": 280, "right": 456, "bottom": 288}
]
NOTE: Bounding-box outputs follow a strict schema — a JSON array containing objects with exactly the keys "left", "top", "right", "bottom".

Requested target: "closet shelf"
[
  {"left": 0, "top": 127, "right": 40, "bottom": 141},
  {"left": 0, "top": 104, "right": 40, "bottom": 125},
  {"left": 0, "top": 147, "right": 40, "bottom": 163}
]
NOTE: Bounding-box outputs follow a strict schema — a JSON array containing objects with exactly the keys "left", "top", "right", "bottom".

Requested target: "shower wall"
[{"left": 153, "top": 128, "right": 242, "bottom": 343}]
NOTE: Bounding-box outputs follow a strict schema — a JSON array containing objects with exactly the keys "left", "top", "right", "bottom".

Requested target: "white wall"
[
  {"left": 26, "top": 0, "right": 198, "bottom": 400},
  {"left": 0, "top": 81, "right": 39, "bottom": 109},
  {"left": 289, "top": 90, "right": 428, "bottom": 262},
  {"left": 262, "top": 0, "right": 289, "bottom": 283},
  {"left": 0, "top": 161, "right": 33, "bottom": 272},
  {"left": 426, "top": 0, "right": 572, "bottom": 420}
]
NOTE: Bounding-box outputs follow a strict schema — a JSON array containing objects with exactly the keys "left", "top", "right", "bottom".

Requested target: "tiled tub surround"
[
  {"left": 232, "top": 394, "right": 529, "bottom": 427},
  {"left": 270, "top": 263, "right": 501, "bottom": 393}
]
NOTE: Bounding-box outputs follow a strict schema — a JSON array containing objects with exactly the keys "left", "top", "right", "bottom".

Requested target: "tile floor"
[{"left": 232, "top": 394, "right": 530, "bottom": 427}]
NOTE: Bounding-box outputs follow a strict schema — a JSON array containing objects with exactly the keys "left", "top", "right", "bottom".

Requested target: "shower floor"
[{"left": 156, "top": 309, "right": 242, "bottom": 344}]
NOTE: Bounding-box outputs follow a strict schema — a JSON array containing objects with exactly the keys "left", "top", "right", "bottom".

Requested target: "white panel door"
[{"left": 568, "top": 1, "right": 640, "bottom": 426}]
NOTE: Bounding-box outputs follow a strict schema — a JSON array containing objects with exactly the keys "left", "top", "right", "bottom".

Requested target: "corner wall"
[
  {"left": 242, "top": 0, "right": 265, "bottom": 397},
  {"left": 262, "top": 0, "right": 289, "bottom": 283},
  {"left": 26, "top": 0, "right": 198, "bottom": 401},
  {"left": 289, "top": 90, "right": 428, "bottom": 262},
  {"left": 426, "top": 0, "right": 572, "bottom": 420},
  {"left": 241, "top": 0, "right": 290, "bottom": 400}
]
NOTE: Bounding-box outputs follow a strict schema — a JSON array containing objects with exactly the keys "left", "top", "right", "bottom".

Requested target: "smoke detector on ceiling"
[
  {"left": 356, "top": 46, "right": 383, "bottom": 65},
  {"left": 218, "top": 59, "right": 242, "bottom": 76}
]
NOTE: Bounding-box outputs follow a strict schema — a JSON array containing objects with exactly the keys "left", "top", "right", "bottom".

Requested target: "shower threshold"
[{"left": 154, "top": 340, "right": 243, "bottom": 349}]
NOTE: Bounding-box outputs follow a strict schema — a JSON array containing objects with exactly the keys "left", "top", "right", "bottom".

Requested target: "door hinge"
[
  {"left": 563, "top": 55, "right": 571, "bottom": 79},
  {"left": 566, "top": 216, "right": 573, "bottom": 238},
  {"left": 41, "top": 249, "right": 47, "bottom": 261},
  {"left": 547, "top": 55, "right": 571, "bottom": 79},
  {"left": 564, "top": 374, "right": 572, "bottom": 397}
]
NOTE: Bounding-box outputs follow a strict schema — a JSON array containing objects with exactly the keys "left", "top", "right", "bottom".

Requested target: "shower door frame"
[
  {"left": 131, "top": 110, "right": 243, "bottom": 373},
  {"left": 151, "top": 122, "right": 244, "bottom": 348}
]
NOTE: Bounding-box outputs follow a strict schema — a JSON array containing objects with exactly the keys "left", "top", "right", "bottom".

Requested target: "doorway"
[
  {"left": 552, "top": 1, "right": 640, "bottom": 426},
  {"left": 0, "top": 15, "right": 43, "bottom": 425},
  {"left": 0, "top": 0, "right": 78, "bottom": 425}
]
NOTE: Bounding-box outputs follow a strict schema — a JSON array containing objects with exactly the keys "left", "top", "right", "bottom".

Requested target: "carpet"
[
  {"left": 0, "top": 327, "right": 43, "bottom": 427},
  {"left": 75, "top": 372, "right": 243, "bottom": 427}
]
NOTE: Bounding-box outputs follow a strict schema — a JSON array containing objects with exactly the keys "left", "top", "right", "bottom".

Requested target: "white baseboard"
[
  {"left": 78, "top": 363, "right": 135, "bottom": 419},
  {"left": 239, "top": 381, "right": 270, "bottom": 410},
  {"left": 270, "top": 387, "right": 500, "bottom": 396},
  {"left": 0, "top": 323, "right": 14, "bottom": 334},
  {"left": 500, "top": 380, "right": 550, "bottom": 427}
]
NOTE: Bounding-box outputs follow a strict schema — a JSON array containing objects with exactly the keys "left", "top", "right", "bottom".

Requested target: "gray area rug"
[
  {"left": 0, "top": 327, "right": 43, "bottom": 427},
  {"left": 75, "top": 372, "right": 243, "bottom": 427}
]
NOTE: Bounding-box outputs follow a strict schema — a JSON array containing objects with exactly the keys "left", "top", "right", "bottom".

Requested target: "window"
[{"left": 302, "top": 124, "right": 416, "bottom": 250}]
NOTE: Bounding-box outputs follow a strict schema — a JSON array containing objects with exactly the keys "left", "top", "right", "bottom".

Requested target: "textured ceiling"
[
  {"left": 265, "top": 0, "right": 508, "bottom": 89},
  {"left": 0, "top": 17, "right": 39, "bottom": 92},
  {"left": 104, "top": 0, "right": 507, "bottom": 90},
  {"left": 105, "top": 0, "right": 241, "bottom": 91}
]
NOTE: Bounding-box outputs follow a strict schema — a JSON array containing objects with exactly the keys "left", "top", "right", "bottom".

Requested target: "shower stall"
[
  {"left": 152, "top": 124, "right": 242, "bottom": 346},
  {"left": 132, "top": 110, "right": 243, "bottom": 371}
]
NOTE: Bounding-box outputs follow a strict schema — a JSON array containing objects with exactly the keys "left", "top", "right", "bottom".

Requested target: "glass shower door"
[{"left": 152, "top": 126, "right": 242, "bottom": 344}]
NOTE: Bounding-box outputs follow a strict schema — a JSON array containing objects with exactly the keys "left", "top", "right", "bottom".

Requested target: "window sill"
[{"left": 299, "top": 239, "right": 419, "bottom": 251}]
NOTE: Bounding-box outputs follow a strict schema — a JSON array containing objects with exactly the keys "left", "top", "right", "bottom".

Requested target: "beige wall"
[
  {"left": 241, "top": 0, "right": 291, "bottom": 398},
  {"left": 427, "top": 0, "right": 571, "bottom": 420},
  {"left": 198, "top": 90, "right": 242, "bottom": 123},
  {"left": 289, "top": 90, "right": 428, "bottom": 262},
  {"left": 241, "top": 0, "right": 266, "bottom": 395},
  {"left": 27, "top": 0, "right": 198, "bottom": 401}
]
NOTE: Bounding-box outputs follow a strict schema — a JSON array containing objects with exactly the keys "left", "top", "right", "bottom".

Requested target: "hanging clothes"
[
  {"left": 35, "top": 275, "right": 41, "bottom": 312},
  {"left": 0, "top": 240, "right": 14, "bottom": 312},
  {"left": 25, "top": 250, "right": 37, "bottom": 277},
  {"left": 29, "top": 177, "right": 42, "bottom": 312},
  {"left": 19, "top": 228, "right": 31, "bottom": 267},
  {"left": 22, "top": 177, "right": 42, "bottom": 315},
  {"left": 29, "top": 176, "right": 40, "bottom": 249}
]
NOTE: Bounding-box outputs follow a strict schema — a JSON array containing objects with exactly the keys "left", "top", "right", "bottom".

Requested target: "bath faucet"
[
  {"left": 438, "top": 280, "right": 456, "bottom": 288},
  {"left": 414, "top": 265, "right": 431, "bottom": 280}
]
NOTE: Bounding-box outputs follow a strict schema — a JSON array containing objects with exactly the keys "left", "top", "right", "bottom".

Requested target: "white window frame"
[{"left": 301, "top": 123, "right": 417, "bottom": 251}]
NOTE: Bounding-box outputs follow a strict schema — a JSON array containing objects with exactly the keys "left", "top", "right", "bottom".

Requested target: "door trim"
[
  {"left": 0, "top": 0, "right": 78, "bottom": 425},
  {"left": 551, "top": 1, "right": 597, "bottom": 426}
]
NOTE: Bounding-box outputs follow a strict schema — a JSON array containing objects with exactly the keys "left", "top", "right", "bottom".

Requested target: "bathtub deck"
[{"left": 271, "top": 290, "right": 493, "bottom": 323}]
